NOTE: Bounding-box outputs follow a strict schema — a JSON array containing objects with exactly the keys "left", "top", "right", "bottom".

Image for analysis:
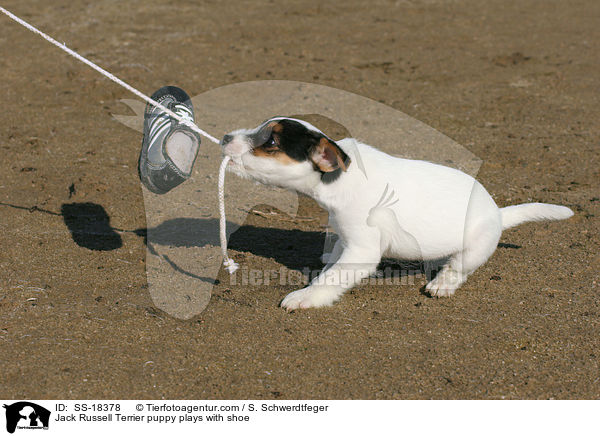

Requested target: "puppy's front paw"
[{"left": 280, "top": 286, "right": 339, "bottom": 310}]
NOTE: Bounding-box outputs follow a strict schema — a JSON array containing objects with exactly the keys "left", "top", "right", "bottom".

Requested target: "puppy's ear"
[{"left": 310, "top": 137, "right": 351, "bottom": 172}]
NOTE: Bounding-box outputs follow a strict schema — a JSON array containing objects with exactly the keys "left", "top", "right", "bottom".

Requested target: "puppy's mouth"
[
  {"left": 224, "top": 153, "right": 247, "bottom": 174},
  {"left": 222, "top": 145, "right": 245, "bottom": 167},
  {"left": 224, "top": 149, "right": 245, "bottom": 162}
]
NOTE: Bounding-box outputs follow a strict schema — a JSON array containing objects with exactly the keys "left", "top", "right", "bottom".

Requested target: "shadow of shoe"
[{"left": 61, "top": 202, "right": 123, "bottom": 251}]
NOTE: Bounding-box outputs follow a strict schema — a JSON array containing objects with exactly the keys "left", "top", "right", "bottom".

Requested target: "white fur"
[
  {"left": 500, "top": 203, "right": 574, "bottom": 229},
  {"left": 223, "top": 120, "right": 574, "bottom": 309}
]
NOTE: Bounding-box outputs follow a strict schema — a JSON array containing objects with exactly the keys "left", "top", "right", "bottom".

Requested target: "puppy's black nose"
[{"left": 221, "top": 134, "right": 233, "bottom": 146}]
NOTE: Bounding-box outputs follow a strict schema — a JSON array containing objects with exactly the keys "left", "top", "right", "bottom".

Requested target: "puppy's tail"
[{"left": 500, "top": 203, "right": 574, "bottom": 230}]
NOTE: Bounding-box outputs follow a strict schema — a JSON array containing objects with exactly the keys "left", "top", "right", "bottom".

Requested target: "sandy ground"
[{"left": 0, "top": 0, "right": 598, "bottom": 399}]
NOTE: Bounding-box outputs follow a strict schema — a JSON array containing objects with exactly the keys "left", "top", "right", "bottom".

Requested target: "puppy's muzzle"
[{"left": 221, "top": 133, "right": 252, "bottom": 164}]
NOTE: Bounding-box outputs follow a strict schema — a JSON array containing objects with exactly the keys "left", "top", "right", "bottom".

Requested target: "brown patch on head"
[
  {"left": 264, "top": 121, "right": 283, "bottom": 134},
  {"left": 310, "top": 137, "right": 350, "bottom": 172},
  {"left": 251, "top": 145, "right": 298, "bottom": 165}
]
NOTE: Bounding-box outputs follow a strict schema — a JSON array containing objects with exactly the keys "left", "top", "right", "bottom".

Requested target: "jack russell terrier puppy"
[{"left": 221, "top": 117, "right": 574, "bottom": 310}]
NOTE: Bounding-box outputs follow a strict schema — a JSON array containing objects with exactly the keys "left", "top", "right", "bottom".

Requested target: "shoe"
[{"left": 138, "top": 86, "right": 200, "bottom": 194}]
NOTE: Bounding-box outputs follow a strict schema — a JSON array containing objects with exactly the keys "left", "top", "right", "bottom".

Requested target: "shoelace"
[{"left": 173, "top": 103, "right": 194, "bottom": 122}]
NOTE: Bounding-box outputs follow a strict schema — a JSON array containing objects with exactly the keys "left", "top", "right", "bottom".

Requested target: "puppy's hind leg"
[
  {"left": 426, "top": 217, "right": 502, "bottom": 297},
  {"left": 425, "top": 259, "right": 467, "bottom": 297}
]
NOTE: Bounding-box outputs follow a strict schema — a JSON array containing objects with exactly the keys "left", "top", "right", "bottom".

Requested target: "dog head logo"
[{"left": 3, "top": 402, "right": 50, "bottom": 434}]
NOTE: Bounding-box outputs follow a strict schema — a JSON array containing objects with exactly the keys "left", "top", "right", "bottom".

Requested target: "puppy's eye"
[{"left": 263, "top": 136, "right": 279, "bottom": 153}]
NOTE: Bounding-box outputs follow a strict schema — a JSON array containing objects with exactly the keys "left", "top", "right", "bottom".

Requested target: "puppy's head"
[{"left": 221, "top": 117, "right": 351, "bottom": 190}]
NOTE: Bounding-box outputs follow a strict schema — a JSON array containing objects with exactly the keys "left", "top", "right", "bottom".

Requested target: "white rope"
[
  {"left": 218, "top": 156, "right": 239, "bottom": 273},
  {"left": 0, "top": 6, "right": 239, "bottom": 274}
]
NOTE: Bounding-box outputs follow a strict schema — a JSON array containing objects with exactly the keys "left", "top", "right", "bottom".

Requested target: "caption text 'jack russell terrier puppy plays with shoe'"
[{"left": 221, "top": 117, "right": 573, "bottom": 310}]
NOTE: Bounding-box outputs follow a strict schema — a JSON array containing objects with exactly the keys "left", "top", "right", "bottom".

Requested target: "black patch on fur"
[
  {"left": 321, "top": 168, "right": 343, "bottom": 184},
  {"left": 252, "top": 119, "right": 350, "bottom": 182},
  {"left": 275, "top": 119, "right": 323, "bottom": 162}
]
